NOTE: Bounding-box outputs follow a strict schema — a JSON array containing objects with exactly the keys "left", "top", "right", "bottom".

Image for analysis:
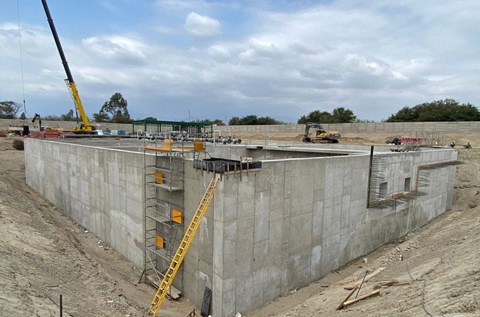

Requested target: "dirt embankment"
[{"left": 0, "top": 138, "right": 192, "bottom": 316}]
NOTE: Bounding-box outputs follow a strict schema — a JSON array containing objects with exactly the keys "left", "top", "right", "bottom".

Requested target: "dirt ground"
[
  {"left": 0, "top": 138, "right": 193, "bottom": 316},
  {"left": 0, "top": 132, "right": 479, "bottom": 316}
]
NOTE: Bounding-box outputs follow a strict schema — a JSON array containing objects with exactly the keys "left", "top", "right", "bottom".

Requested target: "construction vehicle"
[
  {"left": 31, "top": 113, "right": 43, "bottom": 131},
  {"left": 41, "top": 0, "right": 95, "bottom": 133},
  {"left": 303, "top": 122, "right": 341, "bottom": 143}
]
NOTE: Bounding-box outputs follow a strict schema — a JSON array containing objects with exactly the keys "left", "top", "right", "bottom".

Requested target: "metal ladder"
[{"left": 148, "top": 174, "right": 220, "bottom": 316}]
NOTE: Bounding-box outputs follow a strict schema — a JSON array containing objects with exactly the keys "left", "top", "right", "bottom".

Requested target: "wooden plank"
[
  {"left": 344, "top": 267, "right": 385, "bottom": 290},
  {"left": 336, "top": 286, "right": 358, "bottom": 310},
  {"left": 342, "top": 289, "right": 381, "bottom": 307},
  {"left": 373, "top": 279, "right": 411, "bottom": 289}
]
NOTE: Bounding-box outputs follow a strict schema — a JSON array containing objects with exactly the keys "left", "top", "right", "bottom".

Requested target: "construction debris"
[
  {"left": 336, "top": 286, "right": 358, "bottom": 310},
  {"left": 341, "top": 289, "right": 381, "bottom": 308},
  {"left": 373, "top": 279, "right": 411, "bottom": 289},
  {"left": 344, "top": 267, "right": 386, "bottom": 290}
]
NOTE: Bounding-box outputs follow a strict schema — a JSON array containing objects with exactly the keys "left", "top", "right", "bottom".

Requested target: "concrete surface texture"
[
  {"left": 215, "top": 121, "right": 480, "bottom": 135},
  {"left": 24, "top": 139, "right": 144, "bottom": 268},
  {"left": 191, "top": 147, "right": 457, "bottom": 316},
  {"left": 24, "top": 138, "right": 457, "bottom": 317}
]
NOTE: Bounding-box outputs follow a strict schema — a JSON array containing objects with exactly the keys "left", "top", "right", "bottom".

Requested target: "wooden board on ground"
[
  {"left": 373, "top": 279, "right": 411, "bottom": 289},
  {"left": 342, "top": 289, "right": 381, "bottom": 308},
  {"left": 344, "top": 267, "right": 386, "bottom": 290}
]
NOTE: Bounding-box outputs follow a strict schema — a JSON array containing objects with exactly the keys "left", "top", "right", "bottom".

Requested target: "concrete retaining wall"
[
  {"left": 202, "top": 148, "right": 457, "bottom": 316},
  {"left": 24, "top": 139, "right": 457, "bottom": 317},
  {"left": 24, "top": 139, "right": 144, "bottom": 267},
  {"left": 215, "top": 121, "right": 480, "bottom": 135},
  {"left": 4, "top": 119, "right": 480, "bottom": 135}
]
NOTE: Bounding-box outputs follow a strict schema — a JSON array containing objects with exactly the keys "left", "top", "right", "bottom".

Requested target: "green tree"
[
  {"left": 257, "top": 116, "right": 278, "bottom": 125},
  {"left": 211, "top": 119, "right": 225, "bottom": 126},
  {"left": 228, "top": 115, "right": 280, "bottom": 125},
  {"left": 298, "top": 110, "right": 330, "bottom": 124},
  {"left": 298, "top": 107, "right": 357, "bottom": 124},
  {"left": 112, "top": 109, "right": 131, "bottom": 123},
  {"left": 0, "top": 101, "right": 22, "bottom": 119},
  {"left": 60, "top": 109, "right": 75, "bottom": 121},
  {"left": 240, "top": 115, "right": 259, "bottom": 125},
  {"left": 99, "top": 92, "right": 131, "bottom": 123},
  {"left": 331, "top": 107, "right": 356, "bottom": 123},
  {"left": 196, "top": 119, "right": 225, "bottom": 126},
  {"left": 386, "top": 106, "right": 415, "bottom": 122},
  {"left": 19, "top": 112, "right": 26, "bottom": 120},
  {"left": 387, "top": 99, "right": 480, "bottom": 122},
  {"left": 93, "top": 111, "right": 110, "bottom": 122},
  {"left": 228, "top": 116, "right": 240, "bottom": 125},
  {"left": 43, "top": 114, "right": 60, "bottom": 121}
]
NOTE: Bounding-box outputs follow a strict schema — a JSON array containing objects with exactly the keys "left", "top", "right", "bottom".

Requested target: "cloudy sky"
[{"left": 1, "top": 0, "right": 479, "bottom": 123}]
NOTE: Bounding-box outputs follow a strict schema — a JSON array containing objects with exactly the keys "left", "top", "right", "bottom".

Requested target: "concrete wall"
[
  {"left": 24, "top": 138, "right": 457, "bottom": 317},
  {"left": 215, "top": 121, "right": 480, "bottom": 135},
  {"left": 5, "top": 119, "right": 480, "bottom": 135},
  {"left": 203, "top": 148, "right": 456, "bottom": 316},
  {"left": 24, "top": 139, "right": 144, "bottom": 267}
]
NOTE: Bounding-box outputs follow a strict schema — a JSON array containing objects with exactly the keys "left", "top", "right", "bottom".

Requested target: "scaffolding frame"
[{"left": 143, "top": 138, "right": 206, "bottom": 294}]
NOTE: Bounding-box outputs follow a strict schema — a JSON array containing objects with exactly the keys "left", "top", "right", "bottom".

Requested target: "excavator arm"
[{"left": 41, "top": 0, "right": 94, "bottom": 133}]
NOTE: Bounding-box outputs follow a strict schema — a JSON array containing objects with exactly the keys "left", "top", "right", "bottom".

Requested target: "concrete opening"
[{"left": 24, "top": 138, "right": 457, "bottom": 316}]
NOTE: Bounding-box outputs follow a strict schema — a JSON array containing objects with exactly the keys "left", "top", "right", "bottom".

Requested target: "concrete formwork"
[{"left": 24, "top": 138, "right": 457, "bottom": 317}]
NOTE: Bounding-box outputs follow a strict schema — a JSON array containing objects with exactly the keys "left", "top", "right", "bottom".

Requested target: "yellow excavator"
[
  {"left": 41, "top": 0, "right": 95, "bottom": 133},
  {"left": 303, "top": 122, "right": 341, "bottom": 143}
]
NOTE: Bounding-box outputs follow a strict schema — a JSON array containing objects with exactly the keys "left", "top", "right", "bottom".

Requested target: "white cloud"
[
  {"left": 1, "top": 1, "right": 480, "bottom": 122},
  {"left": 239, "top": 37, "right": 281, "bottom": 63},
  {"left": 82, "top": 36, "right": 147, "bottom": 65},
  {"left": 208, "top": 44, "right": 231, "bottom": 61},
  {"left": 184, "top": 12, "right": 221, "bottom": 37}
]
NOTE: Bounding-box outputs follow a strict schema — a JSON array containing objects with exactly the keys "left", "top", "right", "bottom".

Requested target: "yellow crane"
[{"left": 41, "top": 0, "right": 95, "bottom": 133}]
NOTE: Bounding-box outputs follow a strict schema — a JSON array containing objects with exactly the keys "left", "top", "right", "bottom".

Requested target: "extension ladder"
[{"left": 148, "top": 175, "right": 220, "bottom": 316}]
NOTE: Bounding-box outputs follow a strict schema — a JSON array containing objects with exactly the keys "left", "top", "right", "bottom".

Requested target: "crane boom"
[{"left": 41, "top": 0, "right": 94, "bottom": 133}]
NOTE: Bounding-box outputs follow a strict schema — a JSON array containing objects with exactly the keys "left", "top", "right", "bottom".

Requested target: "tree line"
[
  {"left": 1, "top": 98, "right": 479, "bottom": 124},
  {"left": 0, "top": 92, "right": 131, "bottom": 123}
]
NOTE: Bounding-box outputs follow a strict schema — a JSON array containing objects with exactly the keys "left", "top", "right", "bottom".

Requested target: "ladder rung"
[{"left": 148, "top": 176, "right": 219, "bottom": 316}]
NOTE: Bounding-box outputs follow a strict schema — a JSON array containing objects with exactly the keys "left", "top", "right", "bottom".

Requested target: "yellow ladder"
[{"left": 148, "top": 175, "right": 220, "bottom": 316}]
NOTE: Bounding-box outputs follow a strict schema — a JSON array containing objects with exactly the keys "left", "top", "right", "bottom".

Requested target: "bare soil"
[
  {"left": 0, "top": 138, "right": 193, "bottom": 316},
  {"left": 1, "top": 132, "right": 479, "bottom": 317}
]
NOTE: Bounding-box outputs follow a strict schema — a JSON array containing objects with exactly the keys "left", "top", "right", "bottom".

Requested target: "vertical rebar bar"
[{"left": 366, "top": 146, "right": 374, "bottom": 208}]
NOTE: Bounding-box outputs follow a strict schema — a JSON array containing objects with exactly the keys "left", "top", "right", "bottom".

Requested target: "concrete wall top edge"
[
  {"left": 261, "top": 153, "right": 369, "bottom": 163},
  {"left": 26, "top": 138, "right": 144, "bottom": 156}
]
